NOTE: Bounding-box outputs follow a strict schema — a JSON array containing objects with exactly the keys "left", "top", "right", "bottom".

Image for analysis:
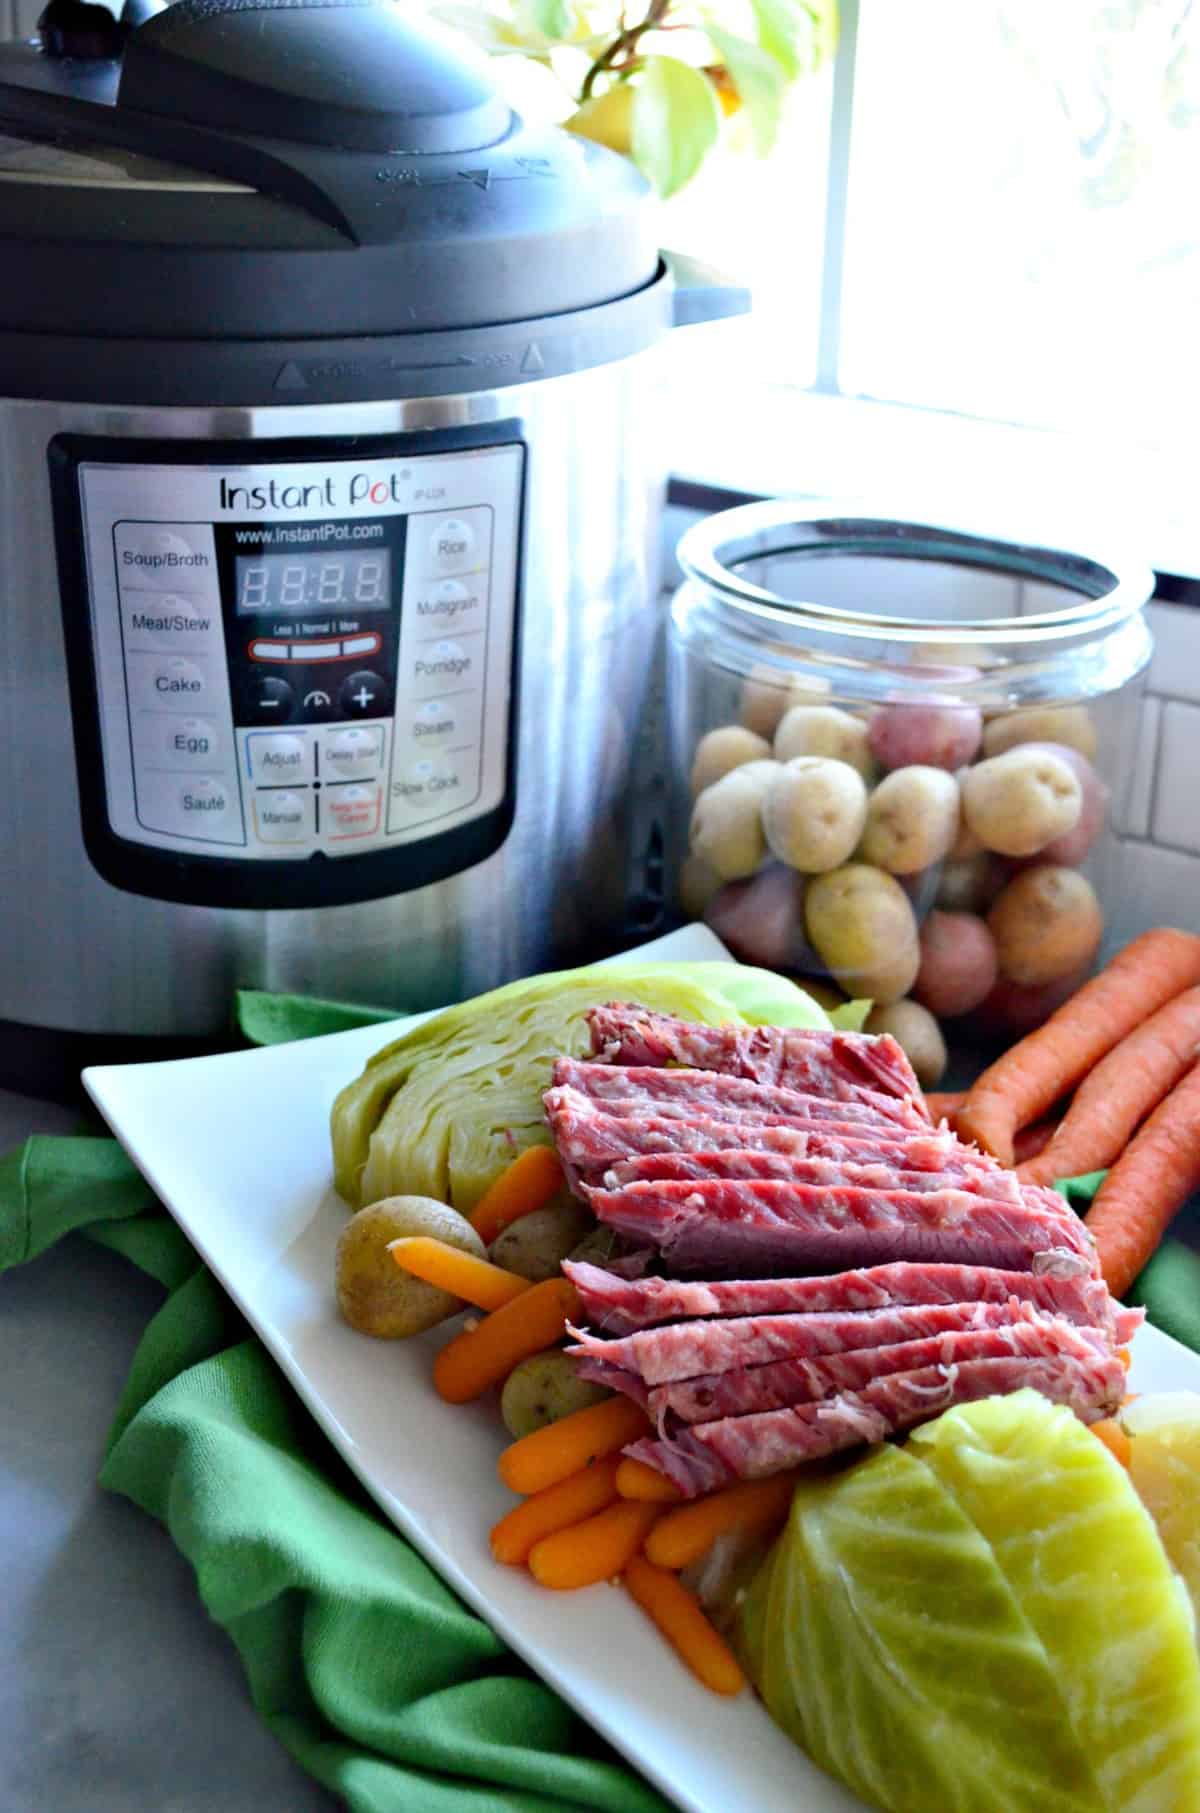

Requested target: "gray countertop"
[{"left": 0, "top": 1088, "right": 335, "bottom": 1813}]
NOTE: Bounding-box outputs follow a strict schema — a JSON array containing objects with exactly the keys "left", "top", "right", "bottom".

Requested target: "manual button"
[{"left": 254, "top": 788, "right": 313, "bottom": 844}]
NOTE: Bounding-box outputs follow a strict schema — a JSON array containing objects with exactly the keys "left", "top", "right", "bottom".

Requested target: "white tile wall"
[{"left": 1150, "top": 701, "right": 1200, "bottom": 855}]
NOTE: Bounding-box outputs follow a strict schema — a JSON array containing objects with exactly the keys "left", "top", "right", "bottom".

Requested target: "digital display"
[{"left": 235, "top": 549, "right": 391, "bottom": 615}]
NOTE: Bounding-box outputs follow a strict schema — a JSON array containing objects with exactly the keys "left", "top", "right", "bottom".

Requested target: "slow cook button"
[
  {"left": 246, "top": 731, "right": 309, "bottom": 783},
  {"left": 121, "top": 591, "right": 220, "bottom": 652},
  {"left": 254, "top": 788, "right": 313, "bottom": 844},
  {"left": 325, "top": 782, "right": 381, "bottom": 840},
  {"left": 390, "top": 756, "right": 474, "bottom": 818},
  {"left": 321, "top": 725, "right": 383, "bottom": 779}
]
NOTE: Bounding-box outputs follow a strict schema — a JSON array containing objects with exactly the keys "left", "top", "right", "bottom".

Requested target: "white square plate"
[{"left": 84, "top": 924, "right": 1200, "bottom": 1813}]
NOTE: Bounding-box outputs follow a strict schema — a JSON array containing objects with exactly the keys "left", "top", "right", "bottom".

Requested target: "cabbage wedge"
[
  {"left": 739, "top": 1390, "right": 1200, "bottom": 1813},
  {"left": 330, "top": 960, "right": 830, "bottom": 1211}
]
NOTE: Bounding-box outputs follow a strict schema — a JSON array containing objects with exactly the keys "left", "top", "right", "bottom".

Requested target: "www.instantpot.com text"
[{"left": 231, "top": 521, "right": 385, "bottom": 546}]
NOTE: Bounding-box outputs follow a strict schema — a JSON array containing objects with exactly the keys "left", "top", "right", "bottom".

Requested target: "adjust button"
[
  {"left": 339, "top": 670, "right": 389, "bottom": 717},
  {"left": 246, "top": 731, "right": 309, "bottom": 784}
]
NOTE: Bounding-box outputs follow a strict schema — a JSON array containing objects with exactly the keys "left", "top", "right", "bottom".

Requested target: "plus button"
[{"left": 339, "top": 670, "right": 388, "bottom": 717}]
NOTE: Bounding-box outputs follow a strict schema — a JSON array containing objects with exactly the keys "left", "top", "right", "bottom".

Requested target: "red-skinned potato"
[
  {"left": 913, "top": 910, "right": 999, "bottom": 1018},
  {"left": 867, "top": 700, "right": 983, "bottom": 773},
  {"left": 704, "top": 864, "right": 813, "bottom": 971},
  {"left": 974, "top": 966, "right": 1091, "bottom": 1036}
]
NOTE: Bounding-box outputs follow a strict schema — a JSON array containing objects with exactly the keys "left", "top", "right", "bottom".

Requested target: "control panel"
[{"left": 54, "top": 432, "right": 525, "bottom": 906}]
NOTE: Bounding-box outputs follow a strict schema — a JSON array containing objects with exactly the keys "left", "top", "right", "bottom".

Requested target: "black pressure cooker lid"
[{"left": 0, "top": 0, "right": 667, "bottom": 384}]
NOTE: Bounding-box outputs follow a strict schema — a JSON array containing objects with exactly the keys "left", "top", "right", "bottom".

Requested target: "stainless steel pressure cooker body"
[{"left": 0, "top": 0, "right": 745, "bottom": 1053}]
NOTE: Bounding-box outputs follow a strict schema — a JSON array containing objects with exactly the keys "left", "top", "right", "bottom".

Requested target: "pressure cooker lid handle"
[
  {"left": 116, "top": 0, "right": 513, "bottom": 154},
  {"left": 664, "top": 249, "right": 751, "bottom": 329}
]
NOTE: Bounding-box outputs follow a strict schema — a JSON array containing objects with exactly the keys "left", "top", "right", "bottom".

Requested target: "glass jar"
[{"left": 668, "top": 501, "right": 1155, "bottom": 1065}]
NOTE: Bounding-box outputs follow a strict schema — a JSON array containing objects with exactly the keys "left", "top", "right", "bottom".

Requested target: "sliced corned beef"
[
  {"left": 568, "top": 1296, "right": 1076, "bottom": 1386},
  {"left": 644, "top": 1319, "right": 1117, "bottom": 1427},
  {"left": 561, "top": 1257, "right": 1136, "bottom": 1340},
  {"left": 583, "top": 1176, "right": 1098, "bottom": 1280},
  {"left": 552, "top": 1059, "right": 926, "bottom": 1132},
  {"left": 599, "top": 1148, "right": 1023, "bottom": 1204},
  {"left": 586, "top": 1004, "right": 926, "bottom": 1113},
  {"left": 543, "top": 1090, "right": 961, "bottom": 1185},
  {"left": 624, "top": 1350, "right": 1127, "bottom": 1495}
]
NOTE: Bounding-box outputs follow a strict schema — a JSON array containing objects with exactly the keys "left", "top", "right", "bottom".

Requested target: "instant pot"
[{"left": 0, "top": 0, "right": 745, "bottom": 1071}]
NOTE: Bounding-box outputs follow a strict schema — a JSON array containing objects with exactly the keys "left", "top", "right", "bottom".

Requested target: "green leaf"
[
  {"left": 748, "top": 0, "right": 836, "bottom": 80},
  {"left": 631, "top": 55, "right": 723, "bottom": 198},
  {"left": 707, "top": 25, "right": 787, "bottom": 154},
  {"left": 516, "top": 0, "right": 573, "bottom": 43}
]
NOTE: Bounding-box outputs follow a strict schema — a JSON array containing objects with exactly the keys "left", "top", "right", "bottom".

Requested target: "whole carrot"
[
  {"left": 499, "top": 1396, "right": 651, "bottom": 1496},
  {"left": 1020, "top": 985, "right": 1200, "bottom": 1185},
  {"left": 469, "top": 1145, "right": 565, "bottom": 1246},
  {"left": 433, "top": 1278, "right": 578, "bottom": 1403},
  {"left": 955, "top": 928, "right": 1200, "bottom": 1165},
  {"left": 527, "top": 1499, "right": 660, "bottom": 1590},
  {"left": 490, "top": 1456, "right": 622, "bottom": 1566},
  {"left": 1085, "top": 1061, "right": 1200, "bottom": 1298},
  {"left": 623, "top": 1556, "right": 745, "bottom": 1696}
]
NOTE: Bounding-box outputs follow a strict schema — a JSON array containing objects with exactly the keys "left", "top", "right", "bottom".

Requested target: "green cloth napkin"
[
  {"left": 5, "top": 988, "right": 1199, "bottom": 1813},
  {"left": 1, "top": 1054, "right": 668, "bottom": 1811}
]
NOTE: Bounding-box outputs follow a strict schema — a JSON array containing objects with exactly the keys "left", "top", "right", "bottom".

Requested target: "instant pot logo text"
[{"left": 218, "top": 472, "right": 412, "bottom": 512}]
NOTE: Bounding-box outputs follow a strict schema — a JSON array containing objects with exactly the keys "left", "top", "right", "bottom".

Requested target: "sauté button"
[
  {"left": 339, "top": 670, "right": 388, "bottom": 716},
  {"left": 177, "top": 777, "right": 234, "bottom": 827},
  {"left": 248, "top": 675, "right": 295, "bottom": 721}
]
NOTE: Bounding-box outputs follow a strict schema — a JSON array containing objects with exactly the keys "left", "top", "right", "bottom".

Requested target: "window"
[{"left": 660, "top": 0, "right": 1200, "bottom": 577}]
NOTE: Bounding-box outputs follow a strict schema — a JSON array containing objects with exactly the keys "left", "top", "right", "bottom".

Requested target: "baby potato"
[
  {"left": 689, "top": 724, "right": 771, "bottom": 797},
  {"left": 867, "top": 701, "right": 983, "bottom": 773},
  {"left": 762, "top": 757, "right": 869, "bottom": 873},
  {"left": 1015, "top": 742, "right": 1110, "bottom": 866},
  {"left": 805, "top": 863, "right": 920, "bottom": 1004},
  {"left": 860, "top": 765, "right": 961, "bottom": 875},
  {"left": 982, "top": 704, "right": 1098, "bottom": 762},
  {"left": 739, "top": 665, "right": 832, "bottom": 740},
  {"left": 961, "top": 746, "right": 1082, "bottom": 858},
  {"left": 865, "top": 999, "right": 947, "bottom": 1090},
  {"left": 678, "top": 851, "right": 722, "bottom": 920},
  {"left": 774, "top": 705, "right": 875, "bottom": 779},
  {"left": 566, "top": 1224, "right": 626, "bottom": 1269},
  {"left": 490, "top": 1198, "right": 593, "bottom": 1282},
  {"left": 336, "top": 1196, "right": 485, "bottom": 1339},
  {"left": 499, "top": 1352, "right": 612, "bottom": 1440},
  {"left": 935, "top": 851, "right": 1008, "bottom": 914},
  {"left": 913, "top": 909, "right": 999, "bottom": 1018},
  {"left": 987, "top": 865, "right": 1103, "bottom": 986},
  {"left": 689, "top": 767, "right": 769, "bottom": 881},
  {"left": 976, "top": 966, "right": 1090, "bottom": 1036},
  {"left": 704, "top": 864, "right": 810, "bottom": 970}
]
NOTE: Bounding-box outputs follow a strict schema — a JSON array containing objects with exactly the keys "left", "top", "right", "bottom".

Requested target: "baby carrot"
[
  {"left": 527, "top": 1499, "right": 659, "bottom": 1590},
  {"left": 1020, "top": 984, "right": 1200, "bottom": 1185},
  {"left": 490, "top": 1456, "right": 622, "bottom": 1566},
  {"left": 615, "top": 1457, "right": 686, "bottom": 1504},
  {"left": 955, "top": 928, "right": 1200, "bottom": 1165},
  {"left": 1090, "top": 1419, "right": 1132, "bottom": 1468},
  {"left": 623, "top": 1555, "right": 745, "bottom": 1696},
  {"left": 469, "top": 1146, "right": 566, "bottom": 1246},
  {"left": 499, "top": 1396, "right": 651, "bottom": 1496},
  {"left": 433, "top": 1278, "right": 579, "bottom": 1404},
  {"left": 390, "top": 1237, "right": 530, "bottom": 1312},
  {"left": 645, "top": 1473, "right": 799, "bottom": 1571},
  {"left": 1085, "top": 1061, "right": 1200, "bottom": 1298}
]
